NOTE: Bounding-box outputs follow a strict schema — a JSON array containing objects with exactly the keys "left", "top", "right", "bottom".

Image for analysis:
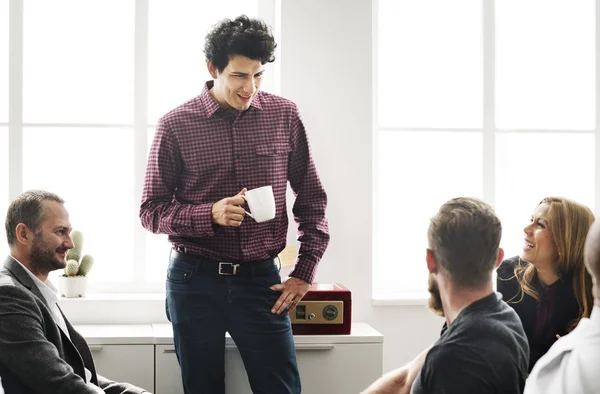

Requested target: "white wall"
[{"left": 279, "top": 0, "right": 444, "bottom": 373}]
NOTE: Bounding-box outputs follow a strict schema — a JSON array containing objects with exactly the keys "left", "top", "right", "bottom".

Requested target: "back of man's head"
[
  {"left": 584, "top": 219, "right": 600, "bottom": 301},
  {"left": 428, "top": 197, "right": 502, "bottom": 289},
  {"left": 5, "top": 190, "right": 64, "bottom": 247}
]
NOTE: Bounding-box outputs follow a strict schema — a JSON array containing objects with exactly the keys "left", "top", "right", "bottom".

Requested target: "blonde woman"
[{"left": 497, "top": 197, "right": 595, "bottom": 371}]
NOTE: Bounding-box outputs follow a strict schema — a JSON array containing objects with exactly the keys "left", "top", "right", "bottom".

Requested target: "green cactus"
[
  {"left": 63, "top": 230, "right": 94, "bottom": 277},
  {"left": 77, "top": 254, "right": 94, "bottom": 276},
  {"left": 67, "top": 230, "right": 84, "bottom": 263},
  {"left": 65, "top": 260, "right": 79, "bottom": 276},
  {"left": 66, "top": 249, "right": 80, "bottom": 264}
]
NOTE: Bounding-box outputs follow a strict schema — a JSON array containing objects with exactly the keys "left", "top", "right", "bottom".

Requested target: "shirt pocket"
[
  {"left": 255, "top": 142, "right": 292, "bottom": 157},
  {"left": 254, "top": 142, "right": 292, "bottom": 181}
]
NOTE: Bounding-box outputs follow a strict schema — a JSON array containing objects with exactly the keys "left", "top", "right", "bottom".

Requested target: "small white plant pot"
[{"left": 57, "top": 276, "right": 89, "bottom": 298}]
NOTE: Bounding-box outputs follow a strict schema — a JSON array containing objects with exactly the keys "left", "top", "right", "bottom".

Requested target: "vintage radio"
[{"left": 290, "top": 283, "right": 351, "bottom": 335}]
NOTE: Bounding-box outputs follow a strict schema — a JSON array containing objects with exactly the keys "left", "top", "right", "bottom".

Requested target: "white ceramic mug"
[{"left": 242, "top": 185, "right": 276, "bottom": 223}]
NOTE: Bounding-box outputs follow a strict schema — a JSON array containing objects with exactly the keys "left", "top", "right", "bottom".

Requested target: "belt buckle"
[{"left": 218, "top": 262, "right": 239, "bottom": 275}]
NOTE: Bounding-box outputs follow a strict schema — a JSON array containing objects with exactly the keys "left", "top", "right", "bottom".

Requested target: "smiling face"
[
  {"left": 28, "top": 201, "right": 73, "bottom": 277},
  {"left": 520, "top": 203, "right": 558, "bottom": 270},
  {"left": 208, "top": 55, "right": 265, "bottom": 113}
]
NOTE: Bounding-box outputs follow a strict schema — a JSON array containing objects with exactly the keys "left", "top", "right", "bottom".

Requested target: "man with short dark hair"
[
  {"left": 362, "top": 197, "right": 529, "bottom": 394},
  {"left": 140, "top": 15, "right": 329, "bottom": 394},
  {"left": 0, "top": 190, "right": 150, "bottom": 394}
]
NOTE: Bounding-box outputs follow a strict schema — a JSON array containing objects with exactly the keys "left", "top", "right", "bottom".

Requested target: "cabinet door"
[
  {"left": 155, "top": 345, "right": 252, "bottom": 394},
  {"left": 89, "top": 344, "right": 154, "bottom": 392},
  {"left": 155, "top": 345, "right": 183, "bottom": 394},
  {"left": 296, "top": 342, "right": 383, "bottom": 394}
]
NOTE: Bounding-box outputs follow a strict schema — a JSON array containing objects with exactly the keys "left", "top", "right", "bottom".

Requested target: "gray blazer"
[{"left": 0, "top": 257, "right": 148, "bottom": 394}]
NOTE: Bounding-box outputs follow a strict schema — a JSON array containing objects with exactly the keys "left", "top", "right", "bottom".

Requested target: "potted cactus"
[{"left": 57, "top": 230, "right": 95, "bottom": 298}]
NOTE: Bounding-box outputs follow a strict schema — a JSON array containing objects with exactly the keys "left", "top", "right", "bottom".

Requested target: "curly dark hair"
[{"left": 204, "top": 15, "right": 277, "bottom": 72}]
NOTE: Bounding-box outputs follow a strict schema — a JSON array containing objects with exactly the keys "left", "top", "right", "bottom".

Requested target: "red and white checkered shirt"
[{"left": 140, "top": 81, "right": 329, "bottom": 283}]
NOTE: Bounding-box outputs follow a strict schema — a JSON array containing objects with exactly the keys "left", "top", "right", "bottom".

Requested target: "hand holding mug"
[{"left": 211, "top": 189, "right": 247, "bottom": 227}]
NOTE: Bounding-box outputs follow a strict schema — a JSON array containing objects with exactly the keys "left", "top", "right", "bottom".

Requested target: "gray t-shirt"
[{"left": 412, "top": 292, "right": 529, "bottom": 394}]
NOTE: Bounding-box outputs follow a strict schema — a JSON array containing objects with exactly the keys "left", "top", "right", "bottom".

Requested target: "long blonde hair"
[{"left": 513, "top": 197, "right": 595, "bottom": 331}]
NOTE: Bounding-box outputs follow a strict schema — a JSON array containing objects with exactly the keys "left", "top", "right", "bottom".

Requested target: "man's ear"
[
  {"left": 14, "top": 223, "right": 32, "bottom": 245},
  {"left": 207, "top": 61, "right": 218, "bottom": 79},
  {"left": 494, "top": 247, "right": 505, "bottom": 269},
  {"left": 426, "top": 248, "right": 438, "bottom": 274}
]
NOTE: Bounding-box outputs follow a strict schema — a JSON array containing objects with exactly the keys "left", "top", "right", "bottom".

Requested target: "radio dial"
[{"left": 322, "top": 305, "right": 339, "bottom": 321}]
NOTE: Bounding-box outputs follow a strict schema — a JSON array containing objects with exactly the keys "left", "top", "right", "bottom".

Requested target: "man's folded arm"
[
  {"left": 97, "top": 374, "right": 151, "bottom": 394},
  {"left": 0, "top": 286, "right": 98, "bottom": 394},
  {"left": 360, "top": 345, "right": 431, "bottom": 394}
]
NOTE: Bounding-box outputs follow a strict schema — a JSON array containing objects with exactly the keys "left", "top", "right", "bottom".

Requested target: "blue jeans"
[{"left": 165, "top": 255, "right": 301, "bottom": 394}]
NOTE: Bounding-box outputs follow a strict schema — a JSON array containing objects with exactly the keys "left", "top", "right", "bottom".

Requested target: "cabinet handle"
[
  {"left": 295, "top": 344, "right": 335, "bottom": 351},
  {"left": 163, "top": 344, "right": 335, "bottom": 354},
  {"left": 89, "top": 345, "right": 103, "bottom": 352}
]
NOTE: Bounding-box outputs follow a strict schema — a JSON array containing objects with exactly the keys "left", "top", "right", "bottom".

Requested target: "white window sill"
[{"left": 372, "top": 293, "right": 429, "bottom": 306}]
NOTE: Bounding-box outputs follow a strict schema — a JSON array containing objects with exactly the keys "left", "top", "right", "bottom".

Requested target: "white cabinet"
[
  {"left": 77, "top": 323, "right": 383, "bottom": 394},
  {"left": 153, "top": 323, "right": 383, "bottom": 394},
  {"left": 77, "top": 325, "right": 156, "bottom": 392},
  {"left": 90, "top": 344, "right": 155, "bottom": 391},
  {"left": 296, "top": 342, "right": 382, "bottom": 393}
]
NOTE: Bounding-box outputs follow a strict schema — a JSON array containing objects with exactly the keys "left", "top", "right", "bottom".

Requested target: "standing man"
[
  {"left": 140, "top": 15, "right": 329, "bottom": 394},
  {"left": 0, "top": 190, "right": 150, "bottom": 394},
  {"left": 524, "top": 219, "right": 600, "bottom": 394},
  {"left": 362, "top": 198, "right": 529, "bottom": 394}
]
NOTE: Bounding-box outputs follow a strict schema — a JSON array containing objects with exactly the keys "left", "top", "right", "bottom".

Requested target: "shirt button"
[
  {"left": 273, "top": 149, "right": 278, "bottom": 154},
  {"left": 236, "top": 154, "right": 241, "bottom": 159}
]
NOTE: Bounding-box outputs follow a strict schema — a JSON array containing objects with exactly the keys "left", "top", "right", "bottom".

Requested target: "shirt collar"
[
  {"left": 10, "top": 256, "right": 58, "bottom": 305},
  {"left": 454, "top": 292, "right": 500, "bottom": 322},
  {"left": 199, "top": 80, "right": 263, "bottom": 118}
]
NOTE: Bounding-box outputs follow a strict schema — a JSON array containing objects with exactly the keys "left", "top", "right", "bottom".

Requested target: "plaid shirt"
[{"left": 140, "top": 81, "right": 329, "bottom": 283}]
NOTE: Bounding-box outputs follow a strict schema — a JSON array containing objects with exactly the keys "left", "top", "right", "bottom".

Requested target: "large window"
[
  {"left": 374, "top": 0, "right": 598, "bottom": 299},
  {"left": 4, "top": 0, "right": 278, "bottom": 292}
]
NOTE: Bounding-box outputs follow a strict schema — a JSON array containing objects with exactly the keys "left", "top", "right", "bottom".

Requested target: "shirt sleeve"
[
  {"left": 286, "top": 104, "right": 330, "bottom": 283},
  {"left": 139, "top": 118, "right": 216, "bottom": 238},
  {"left": 417, "top": 345, "right": 498, "bottom": 394},
  {"left": 524, "top": 351, "right": 572, "bottom": 394},
  {"left": 525, "top": 325, "right": 600, "bottom": 394},
  {"left": 566, "top": 341, "right": 600, "bottom": 394},
  {"left": 97, "top": 374, "right": 149, "bottom": 394},
  {"left": 88, "top": 383, "right": 105, "bottom": 394}
]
